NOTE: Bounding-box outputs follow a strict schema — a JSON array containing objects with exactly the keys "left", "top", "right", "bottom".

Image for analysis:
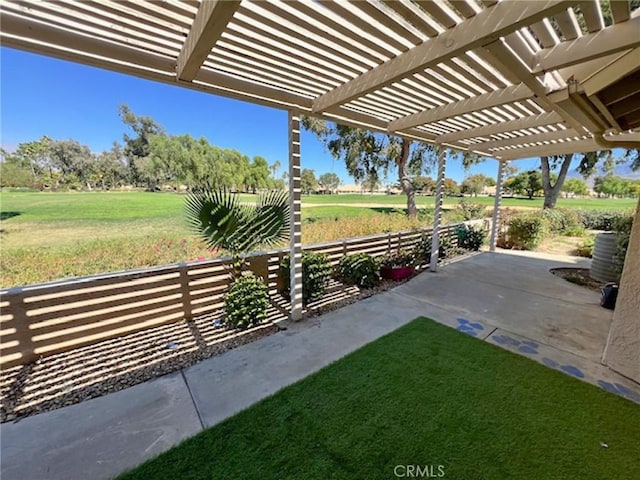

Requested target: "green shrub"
[
  {"left": 577, "top": 210, "right": 631, "bottom": 231},
  {"left": 412, "top": 235, "right": 433, "bottom": 265},
  {"left": 337, "top": 253, "right": 380, "bottom": 288},
  {"left": 612, "top": 214, "right": 634, "bottom": 275},
  {"left": 380, "top": 249, "right": 415, "bottom": 268},
  {"left": 438, "top": 236, "right": 458, "bottom": 259},
  {"left": 457, "top": 199, "right": 486, "bottom": 221},
  {"left": 456, "top": 224, "right": 486, "bottom": 251},
  {"left": 495, "top": 208, "right": 520, "bottom": 249},
  {"left": 505, "top": 215, "right": 547, "bottom": 250},
  {"left": 574, "top": 236, "right": 594, "bottom": 258},
  {"left": 540, "top": 208, "right": 582, "bottom": 234},
  {"left": 280, "top": 252, "right": 333, "bottom": 304},
  {"left": 224, "top": 272, "right": 269, "bottom": 329}
]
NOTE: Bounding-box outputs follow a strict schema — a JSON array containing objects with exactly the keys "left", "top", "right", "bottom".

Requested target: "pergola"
[{"left": 2, "top": 1, "right": 639, "bottom": 331}]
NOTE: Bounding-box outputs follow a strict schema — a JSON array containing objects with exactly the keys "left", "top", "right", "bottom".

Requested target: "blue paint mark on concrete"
[
  {"left": 518, "top": 345, "right": 538, "bottom": 355},
  {"left": 491, "top": 335, "right": 521, "bottom": 347},
  {"left": 560, "top": 365, "right": 585, "bottom": 378},
  {"left": 598, "top": 380, "right": 618, "bottom": 393},
  {"left": 597, "top": 381, "right": 640, "bottom": 403},
  {"left": 522, "top": 340, "right": 539, "bottom": 348},
  {"left": 614, "top": 383, "right": 640, "bottom": 402},
  {"left": 542, "top": 357, "right": 559, "bottom": 368},
  {"left": 456, "top": 319, "right": 484, "bottom": 337}
]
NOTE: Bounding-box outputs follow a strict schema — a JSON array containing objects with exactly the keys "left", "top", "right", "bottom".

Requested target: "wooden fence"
[{"left": 0, "top": 223, "right": 462, "bottom": 368}]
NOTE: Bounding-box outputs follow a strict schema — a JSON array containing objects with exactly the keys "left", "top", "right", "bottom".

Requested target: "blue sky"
[{"left": 2, "top": 47, "right": 549, "bottom": 183}]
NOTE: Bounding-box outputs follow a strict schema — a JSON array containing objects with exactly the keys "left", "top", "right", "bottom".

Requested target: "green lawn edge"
[{"left": 118, "top": 317, "right": 640, "bottom": 480}]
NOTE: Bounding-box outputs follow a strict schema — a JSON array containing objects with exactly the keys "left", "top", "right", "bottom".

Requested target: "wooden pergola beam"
[
  {"left": 436, "top": 112, "right": 564, "bottom": 143},
  {"left": 176, "top": 0, "right": 241, "bottom": 82},
  {"left": 312, "top": 0, "right": 574, "bottom": 113},
  {"left": 499, "top": 139, "right": 602, "bottom": 160},
  {"left": 388, "top": 83, "right": 532, "bottom": 132},
  {"left": 582, "top": 48, "right": 640, "bottom": 97},
  {"left": 484, "top": 40, "right": 587, "bottom": 133},
  {"left": 472, "top": 128, "right": 581, "bottom": 152},
  {"left": 532, "top": 15, "right": 640, "bottom": 75},
  {"left": 0, "top": 12, "right": 312, "bottom": 112}
]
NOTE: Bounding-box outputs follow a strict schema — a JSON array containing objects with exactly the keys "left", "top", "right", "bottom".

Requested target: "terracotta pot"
[{"left": 380, "top": 265, "right": 414, "bottom": 281}]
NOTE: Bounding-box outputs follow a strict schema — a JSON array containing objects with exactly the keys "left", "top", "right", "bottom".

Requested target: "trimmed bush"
[
  {"left": 505, "top": 215, "right": 547, "bottom": 250},
  {"left": 577, "top": 210, "right": 631, "bottom": 231},
  {"left": 457, "top": 199, "right": 486, "bottom": 221},
  {"left": 540, "top": 208, "right": 583, "bottom": 235},
  {"left": 456, "top": 224, "right": 486, "bottom": 251},
  {"left": 280, "top": 252, "right": 333, "bottom": 304},
  {"left": 224, "top": 272, "right": 269, "bottom": 329},
  {"left": 612, "top": 214, "right": 634, "bottom": 275},
  {"left": 575, "top": 236, "right": 594, "bottom": 258},
  {"left": 337, "top": 253, "right": 380, "bottom": 289},
  {"left": 412, "top": 235, "right": 433, "bottom": 265}
]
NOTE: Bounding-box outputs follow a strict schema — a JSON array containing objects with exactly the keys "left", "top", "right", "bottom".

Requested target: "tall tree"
[
  {"left": 318, "top": 172, "right": 340, "bottom": 193},
  {"left": 461, "top": 173, "right": 495, "bottom": 197},
  {"left": 119, "top": 104, "right": 164, "bottom": 186},
  {"left": 47, "top": 139, "right": 95, "bottom": 189},
  {"left": 301, "top": 118, "right": 436, "bottom": 218},
  {"left": 442, "top": 178, "right": 460, "bottom": 197},
  {"left": 561, "top": 178, "right": 589, "bottom": 197},
  {"left": 509, "top": 170, "right": 543, "bottom": 199},
  {"left": 300, "top": 168, "right": 318, "bottom": 194},
  {"left": 412, "top": 176, "right": 436, "bottom": 195},
  {"left": 246, "top": 156, "right": 271, "bottom": 193}
]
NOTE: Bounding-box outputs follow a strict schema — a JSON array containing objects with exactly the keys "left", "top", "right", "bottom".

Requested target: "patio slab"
[
  {"left": 485, "top": 328, "right": 640, "bottom": 404},
  {"left": 1, "top": 250, "right": 635, "bottom": 480},
  {"left": 398, "top": 251, "right": 612, "bottom": 360},
  {"left": 0, "top": 372, "right": 201, "bottom": 480},
  {"left": 183, "top": 289, "right": 484, "bottom": 428}
]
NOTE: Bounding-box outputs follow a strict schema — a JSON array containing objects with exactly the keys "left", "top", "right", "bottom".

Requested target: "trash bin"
[{"left": 600, "top": 282, "right": 619, "bottom": 310}]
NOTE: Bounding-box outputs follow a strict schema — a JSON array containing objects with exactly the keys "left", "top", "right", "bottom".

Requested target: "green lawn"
[
  {"left": 304, "top": 193, "right": 638, "bottom": 210},
  {"left": 1, "top": 191, "right": 636, "bottom": 286},
  {"left": 118, "top": 318, "right": 639, "bottom": 480}
]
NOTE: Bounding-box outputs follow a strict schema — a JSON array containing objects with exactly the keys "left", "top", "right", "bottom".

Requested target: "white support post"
[
  {"left": 430, "top": 146, "right": 447, "bottom": 272},
  {"left": 288, "top": 111, "right": 303, "bottom": 321},
  {"left": 490, "top": 160, "right": 506, "bottom": 252}
]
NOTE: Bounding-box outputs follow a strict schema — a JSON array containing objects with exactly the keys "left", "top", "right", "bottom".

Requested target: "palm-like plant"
[
  {"left": 185, "top": 187, "right": 290, "bottom": 274},
  {"left": 186, "top": 187, "right": 290, "bottom": 328}
]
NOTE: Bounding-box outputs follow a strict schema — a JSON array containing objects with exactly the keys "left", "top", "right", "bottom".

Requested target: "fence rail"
[{"left": 0, "top": 223, "right": 463, "bottom": 368}]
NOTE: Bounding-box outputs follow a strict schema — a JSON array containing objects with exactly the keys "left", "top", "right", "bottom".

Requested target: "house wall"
[{"left": 603, "top": 198, "right": 640, "bottom": 382}]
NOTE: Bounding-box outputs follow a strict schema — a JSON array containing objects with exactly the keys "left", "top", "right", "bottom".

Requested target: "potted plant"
[{"left": 380, "top": 249, "right": 415, "bottom": 281}]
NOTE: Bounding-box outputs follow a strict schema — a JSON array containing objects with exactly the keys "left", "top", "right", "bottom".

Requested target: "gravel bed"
[
  {"left": 0, "top": 258, "right": 460, "bottom": 423},
  {"left": 550, "top": 267, "right": 607, "bottom": 292}
]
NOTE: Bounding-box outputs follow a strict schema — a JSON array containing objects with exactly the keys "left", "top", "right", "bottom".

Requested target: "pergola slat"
[
  {"left": 474, "top": 128, "right": 581, "bottom": 151},
  {"left": 448, "top": 0, "right": 478, "bottom": 19},
  {"left": 1, "top": 0, "right": 638, "bottom": 161},
  {"left": 579, "top": 0, "right": 605, "bottom": 32},
  {"left": 389, "top": 84, "right": 533, "bottom": 132},
  {"left": 312, "top": 0, "right": 574, "bottom": 113},
  {"left": 414, "top": 1, "right": 459, "bottom": 29},
  {"left": 553, "top": 8, "right": 582, "bottom": 40},
  {"left": 532, "top": 15, "right": 640, "bottom": 74},
  {"left": 610, "top": 0, "right": 631, "bottom": 23}
]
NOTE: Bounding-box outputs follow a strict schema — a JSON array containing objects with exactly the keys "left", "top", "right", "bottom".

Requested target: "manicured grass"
[
  {"left": 118, "top": 318, "right": 640, "bottom": 480},
  {"left": 303, "top": 205, "right": 422, "bottom": 220},
  {"left": 1, "top": 191, "right": 635, "bottom": 286},
  {"left": 304, "top": 193, "right": 638, "bottom": 210}
]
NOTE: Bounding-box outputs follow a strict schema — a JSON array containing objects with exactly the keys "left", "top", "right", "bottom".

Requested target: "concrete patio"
[{"left": 1, "top": 250, "right": 638, "bottom": 480}]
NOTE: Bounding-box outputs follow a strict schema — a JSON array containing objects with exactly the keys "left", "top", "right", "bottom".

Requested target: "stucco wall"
[{"left": 603, "top": 198, "right": 640, "bottom": 382}]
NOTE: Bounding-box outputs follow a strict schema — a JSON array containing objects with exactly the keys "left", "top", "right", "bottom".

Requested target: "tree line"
[{"left": 0, "top": 105, "right": 286, "bottom": 192}]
